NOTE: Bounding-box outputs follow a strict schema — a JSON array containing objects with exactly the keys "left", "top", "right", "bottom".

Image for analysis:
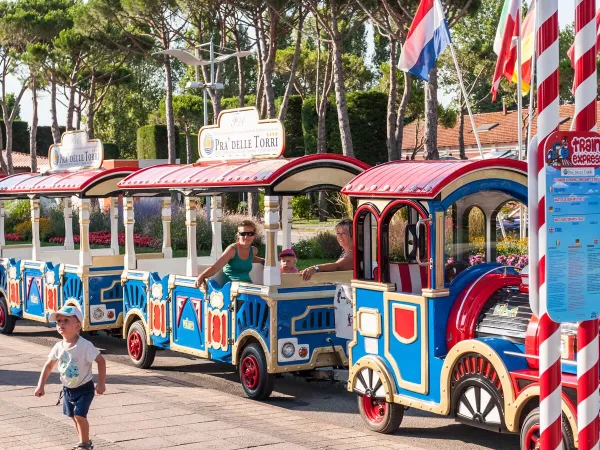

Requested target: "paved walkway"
[{"left": 0, "top": 335, "right": 418, "bottom": 450}]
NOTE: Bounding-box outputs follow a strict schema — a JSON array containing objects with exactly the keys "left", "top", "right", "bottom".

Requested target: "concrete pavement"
[{"left": 0, "top": 335, "right": 419, "bottom": 450}]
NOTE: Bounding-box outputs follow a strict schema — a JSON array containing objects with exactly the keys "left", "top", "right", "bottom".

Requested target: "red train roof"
[
  {"left": 118, "top": 154, "right": 370, "bottom": 194},
  {"left": 341, "top": 159, "right": 527, "bottom": 198},
  {"left": 0, "top": 167, "right": 137, "bottom": 197}
]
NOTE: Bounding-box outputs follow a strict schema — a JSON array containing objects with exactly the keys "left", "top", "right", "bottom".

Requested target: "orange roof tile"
[
  {"left": 1, "top": 151, "right": 49, "bottom": 171},
  {"left": 401, "top": 103, "right": 586, "bottom": 152}
]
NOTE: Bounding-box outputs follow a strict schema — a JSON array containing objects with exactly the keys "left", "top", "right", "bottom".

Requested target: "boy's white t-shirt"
[{"left": 48, "top": 336, "right": 100, "bottom": 388}]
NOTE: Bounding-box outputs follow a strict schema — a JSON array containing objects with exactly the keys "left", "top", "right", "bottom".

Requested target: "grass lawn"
[
  {"left": 296, "top": 258, "right": 329, "bottom": 271},
  {"left": 293, "top": 218, "right": 338, "bottom": 225}
]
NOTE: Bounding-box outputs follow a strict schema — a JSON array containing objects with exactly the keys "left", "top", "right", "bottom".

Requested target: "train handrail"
[{"left": 415, "top": 217, "right": 432, "bottom": 267}]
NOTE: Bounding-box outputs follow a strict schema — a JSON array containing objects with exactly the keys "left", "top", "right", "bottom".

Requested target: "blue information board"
[{"left": 544, "top": 131, "right": 600, "bottom": 322}]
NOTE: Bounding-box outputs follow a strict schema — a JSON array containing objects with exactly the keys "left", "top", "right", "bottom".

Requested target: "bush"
[
  {"left": 14, "top": 221, "right": 31, "bottom": 241},
  {"left": 292, "top": 196, "right": 312, "bottom": 220},
  {"left": 5, "top": 200, "right": 30, "bottom": 233},
  {"left": 47, "top": 207, "right": 66, "bottom": 239},
  {"left": 89, "top": 208, "right": 110, "bottom": 233},
  {"left": 137, "top": 125, "right": 169, "bottom": 160},
  {"left": 5, "top": 233, "right": 22, "bottom": 241},
  {"left": 36, "top": 126, "right": 66, "bottom": 157},
  {"left": 103, "top": 143, "right": 120, "bottom": 159},
  {"left": 292, "top": 238, "right": 317, "bottom": 259},
  {"left": 39, "top": 217, "right": 51, "bottom": 241},
  {"left": 313, "top": 232, "right": 340, "bottom": 259}
]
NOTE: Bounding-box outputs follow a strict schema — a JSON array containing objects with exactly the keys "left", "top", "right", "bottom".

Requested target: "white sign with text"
[
  {"left": 198, "top": 108, "right": 285, "bottom": 161},
  {"left": 50, "top": 131, "right": 104, "bottom": 172}
]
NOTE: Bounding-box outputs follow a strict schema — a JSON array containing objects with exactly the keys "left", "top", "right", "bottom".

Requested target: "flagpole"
[
  {"left": 448, "top": 41, "right": 484, "bottom": 159},
  {"left": 516, "top": 6, "right": 524, "bottom": 161}
]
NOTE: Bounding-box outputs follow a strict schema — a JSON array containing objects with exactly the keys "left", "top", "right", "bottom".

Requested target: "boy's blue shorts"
[{"left": 62, "top": 380, "right": 95, "bottom": 418}]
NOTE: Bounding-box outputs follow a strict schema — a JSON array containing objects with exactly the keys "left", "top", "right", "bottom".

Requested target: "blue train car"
[
  {"left": 0, "top": 131, "right": 136, "bottom": 334},
  {"left": 342, "top": 160, "right": 579, "bottom": 449}
]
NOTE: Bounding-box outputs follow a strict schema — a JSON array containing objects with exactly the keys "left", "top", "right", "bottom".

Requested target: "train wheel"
[
  {"left": 239, "top": 343, "right": 274, "bottom": 400},
  {"left": 127, "top": 321, "right": 156, "bottom": 369},
  {"left": 357, "top": 395, "right": 404, "bottom": 434},
  {"left": 520, "top": 408, "right": 574, "bottom": 450},
  {"left": 0, "top": 297, "right": 16, "bottom": 335},
  {"left": 451, "top": 353, "right": 505, "bottom": 432}
]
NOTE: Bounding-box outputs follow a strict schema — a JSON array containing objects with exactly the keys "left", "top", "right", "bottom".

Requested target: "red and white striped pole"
[
  {"left": 573, "top": 0, "right": 600, "bottom": 449},
  {"left": 536, "top": 0, "right": 563, "bottom": 449}
]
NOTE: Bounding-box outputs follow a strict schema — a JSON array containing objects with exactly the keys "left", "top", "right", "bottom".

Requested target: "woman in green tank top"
[{"left": 195, "top": 220, "right": 264, "bottom": 289}]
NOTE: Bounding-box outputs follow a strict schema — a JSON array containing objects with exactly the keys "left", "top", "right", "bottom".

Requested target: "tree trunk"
[
  {"left": 424, "top": 67, "right": 439, "bottom": 160},
  {"left": 163, "top": 54, "right": 177, "bottom": 164},
  {"left": 0, "top": 110, "right": 5, "bottom": 173},
  {"left": 185, "top": 126, "right": 192, "bottom": 164},
  {"left": 30, "top": 78, "right": 38, "bottom": 173},
  {"left": 395, "top": 72, "right": 411, "bottom": 159},
  {"left": 233, "top": 29, "right": 245, "bottom": 107},
  {"left": 66, "top": 81, "right": 76, "bottom": 131},
  {"left": 87, "top": 74, "right": 96, "bottom": 139},
  {"left": 261, "top": 9, "right": 278, "bottom": 119},
  {"left": 330, "top": 32, "right": 354, "bottom": 157},
  {"left": 248, "top": 192, "right": 259, "bottom": 217},
  {"left": 317, "top": 103, "right": 327, "bottom": 154},
  {"left": 76, "top": 89, "right": 82, "bottom": 130},
  {"left": 279, "top": 7, "right": 304, "bottom": 122},
  {"left": 50, "top": 71, "right": 61, "bottom": 144},
  {"left": 458, "top": 91, "right": 466, "bottom": 159},
  {"left": 6, "top": 121, "right": 13, "bottom": 174},
  {"left": 318, "top": 191, "right": 327, "bottom": 222},
  {"left": 387, "top": 38, "right": 399, "bottom": 161}
]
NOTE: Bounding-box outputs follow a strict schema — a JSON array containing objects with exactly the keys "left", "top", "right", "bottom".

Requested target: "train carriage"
[
  {"left": 117, "top": 135, "right": 368, "bottom": 399},
  {"left": 343, "top": 159, "right": 578, "bottom": 449},
  {"left": 0, "top": 131, "right": 137, "bottom": 334}
]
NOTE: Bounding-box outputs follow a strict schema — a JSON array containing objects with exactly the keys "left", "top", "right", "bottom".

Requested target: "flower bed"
[
  {"left": 5, "top": 233, "right": 23, "bottom": 241},
  {"left": 49, "top": 231, "right": 160, "bottom": 249}
]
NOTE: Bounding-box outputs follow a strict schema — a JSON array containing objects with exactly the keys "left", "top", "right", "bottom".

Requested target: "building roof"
[
  {"left": 119, "top": 154, "right": 370, "bottom": 195},
  {"left": 401, "top": 103, "right": 586, "bottom": 153},
  {"left": 2, "top": 150, "right": 49, "bottom": 171},
  {"left": 341, "top": 159, "right": 527, "bottom": 199}
]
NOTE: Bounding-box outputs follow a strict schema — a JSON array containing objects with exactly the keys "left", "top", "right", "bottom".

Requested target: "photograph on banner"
[{"left": 544, "top": 131, "right": 600, "bottom": 322}]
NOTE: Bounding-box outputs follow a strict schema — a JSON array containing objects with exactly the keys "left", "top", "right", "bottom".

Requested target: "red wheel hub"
[
  {"left": 361, "top": 395, "right": 387, "bottom": 424},
  {"left": 524, "top": 424, "right": 540, "bottom": 450},
  {"left": 241, "top": 355, "right": 260, "bottom": 390},
  {"left": 0, "top": 304, "right": 5, "bottom": 329},
  {"left": 128, "top": 330, "right": 143, "bottom": 361}
]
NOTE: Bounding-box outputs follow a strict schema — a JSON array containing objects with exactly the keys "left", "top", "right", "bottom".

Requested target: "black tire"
[
  {"left": 239, "top": 343, "right": 275, "bottom": 400},
  {"left": 127, "top": 321, "right": 156, "bottom": 369},
  {"left": 357, "top": 394, "right": 404, "bottom": 434},
  {"left": 451, "top": 353, "right": 506, "bottom": 433},
  {"left": 520, "top": 407, "right": 574, "bottom": 450},
  {"left": 0, "top": 296, "right": 16, "bottom": 335}
]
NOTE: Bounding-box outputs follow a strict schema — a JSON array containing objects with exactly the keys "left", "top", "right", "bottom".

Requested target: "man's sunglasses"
[{"left": 239, "top": 231, "right": 255, "bottom": 237}]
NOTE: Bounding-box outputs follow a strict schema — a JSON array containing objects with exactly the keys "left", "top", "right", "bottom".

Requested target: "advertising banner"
[{"left": 544, "top": 131, "right": 600, "bottom": 322}]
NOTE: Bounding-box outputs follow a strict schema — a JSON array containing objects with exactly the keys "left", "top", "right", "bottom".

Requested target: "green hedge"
[
  {"left": 103, "top": 143, "right": 120, "bottom": 159},
  {"left": 301, "top": 91, "right": 388, "bottom": 165},
  {"left": 176, "top": 132, "right": 199, "bottom": 163},
  {"left": 137, "top": 125, "right": 199, "bottom": 163},
  {"left": 0, "top": 121, "right": 29, "bottom": 154}
]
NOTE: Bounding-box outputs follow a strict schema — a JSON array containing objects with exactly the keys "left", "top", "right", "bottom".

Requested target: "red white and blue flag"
[{"left": 398, "top": 0, "right": 451, "bottom": 81}]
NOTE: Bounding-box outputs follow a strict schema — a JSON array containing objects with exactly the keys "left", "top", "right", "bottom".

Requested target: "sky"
[{"left": 8, "top": 0, "right": 577, "bottom": 130}]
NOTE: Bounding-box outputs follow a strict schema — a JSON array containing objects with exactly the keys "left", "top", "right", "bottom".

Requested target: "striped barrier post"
[
  {"left": 536, "top": 0, "right": 563, "bottom": 449},
  {"left": 574, "top": 0, "right": 600, "bottom": 449}
]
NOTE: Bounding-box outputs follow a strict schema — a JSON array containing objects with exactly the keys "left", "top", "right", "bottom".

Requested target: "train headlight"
[
  {"left": 151, "top": 283, "right": 163, "bottom": 300},
  {"left": 281, "top": 342, "right": 295, "bottom": 359}
]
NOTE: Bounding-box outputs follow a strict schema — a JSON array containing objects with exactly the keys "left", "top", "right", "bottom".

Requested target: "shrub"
[
  {"left": 5, "top": 233, "right": 22, "bottom": 241},
  {"left": 497, "top": 254, "right": 528, "bottom": 269},
  {"left": 292, "top": 238, "right": 317, "bottom": 259},
  {"left": 292, "top": 196, "right": 312, "bottom": 220},
  {"left": 469, "top": 253, "right": 485, "bottom": 266},
  {"left": 89, "top": 208, "right": 110, "bottom": 233},
  {"left": 313, "top": 232, "right": 340, "bottom": 259},
  {"left": 47, "top": 207, "right": 66, "bottom": 239},
  {"left": 14, "top": 221, "right": 31, "bottom": 241},
  {"left": 39, "top": 217, "right": 51, "bottom": 241},
  {"left": 497, "top": 237, "right": 528, "bottom": 256},
  {"left": 5, "top": 200, "right": 30, "bottom": 233}
]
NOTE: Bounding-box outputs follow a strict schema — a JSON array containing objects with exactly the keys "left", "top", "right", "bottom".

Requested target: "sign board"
[
  {"left": 49, "top": 130, "right": 103, "bottom": 172},
  {"left": 544, "top": 131, "right": 600, "bottom": 322},
  {"left": 334, "top": 284, "right": 353, "bottom": 340},
  {"left": 198, "top": 107, "right": 285, "bottom": 161}
]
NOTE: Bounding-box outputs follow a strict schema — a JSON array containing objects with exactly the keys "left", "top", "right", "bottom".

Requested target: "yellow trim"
[
  {"left": 84, "top": 313, "right": 123, "bottom": 332},
  {"left": 421, "top": 288, "right": 450, "bottom": 298},
  {"left": 351, "top": 280, "right": 396, "bottom": 292},
  {"left": 435, "top": 211, "right": 445, "bottom": 289},
  {"left": 383, "top": 292, "right": 429, "bottom": 394},
  {"left": 391, "top": 304, "right": 418, "bottom": 344},
  {"left": 100, "top": 280, "right": 124, "bottom": 304},
  {"left": 22, "top": 311, "right": 49, "bottom": 323},
  {"left": 347, "top": 355, "right": 396, "bottom": 403},
  {"left": 270, "top": 345, "right": 348, "bottom": 374},
  {"left": 440, "top": 169, "right": 527, "bottom": 201},
  {"left": 356, "top": 307, "right": 382, "bottom": 338},
  {"left": 123, "top": 309, "right": 149, "bottom": 343},
  {"left": 232, "top": 329, "right": 271, "bottom": 369},
  {"left": 291, "top": 305, "right": 336, "bottom": 335},
  {"left": 170, "top": 341, "right": 209, "bottom": 358}
]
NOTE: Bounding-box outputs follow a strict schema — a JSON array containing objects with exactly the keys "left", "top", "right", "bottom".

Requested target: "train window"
[
  {"left": 444, "top": 192, "right": 528, "bottom": 284},
  {"left": 355, "top": 209, "right": 378, "bottom": 280},
  {"left": 380, "top": 204, "right": 428, "bottom": 289}
]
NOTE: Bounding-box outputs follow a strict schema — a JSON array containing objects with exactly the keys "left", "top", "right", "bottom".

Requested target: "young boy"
[
  {"left": 279, "top": 248, "right": 298, "bottom": 274},
  {"left": 34, "top": 305, "right": 106, "bottom": 450}
]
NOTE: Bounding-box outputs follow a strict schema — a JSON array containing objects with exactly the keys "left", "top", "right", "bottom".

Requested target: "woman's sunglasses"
[{"left": 239, "top": 231, "right": 255, "bottom": 237}]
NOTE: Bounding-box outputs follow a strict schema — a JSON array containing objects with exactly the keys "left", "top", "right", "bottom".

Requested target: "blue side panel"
[
  {"left": 22, "top": 264, "right": 45, "bottom": 318},
  {"left": 62, "top": 271, "right": 84, "bottom": 310},
  {"left": 123, "top": 277, "right": 148, "bottom": 322},
  {"left": 7, "top": 259, "right": 22, "bottom": 316},
  {"left": 206, "top": 282, "right": 232, "bottom": 363},
  {"left": 236, "top": 294, "right": 270, "bottom": 348},
  {"left": 171, "top": 279, "right": 207, "bottom": 355},
  {"left": 150, "top": 274, "right": 170, "bottom": 348},
  {"left": 87, "top": 272, "right": 124, "bottom": 327},
  {"left": 0, "top": 263, "right": 7, "bottom": 295},
  {"left": 275, "top": 284, "right": 347, "bottom": 368}
]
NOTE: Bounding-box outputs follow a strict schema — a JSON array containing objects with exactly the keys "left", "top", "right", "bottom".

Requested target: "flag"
[
  {"left": 398, "top": 0, "right": 451, "bottom": 81},
  {"left": 567, "top": 7, "right": 600, "bottom": 68},
  {"left": 491, "top": 0, "right": 520, "bottom": 101},
  {"left": 512, "top": 1, "right": 536, "bottom": 95}
]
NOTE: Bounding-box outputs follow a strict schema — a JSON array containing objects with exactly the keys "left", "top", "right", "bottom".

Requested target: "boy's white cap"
[{"left": 49, "top": 305, "right": 83, "bottom": 323}]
